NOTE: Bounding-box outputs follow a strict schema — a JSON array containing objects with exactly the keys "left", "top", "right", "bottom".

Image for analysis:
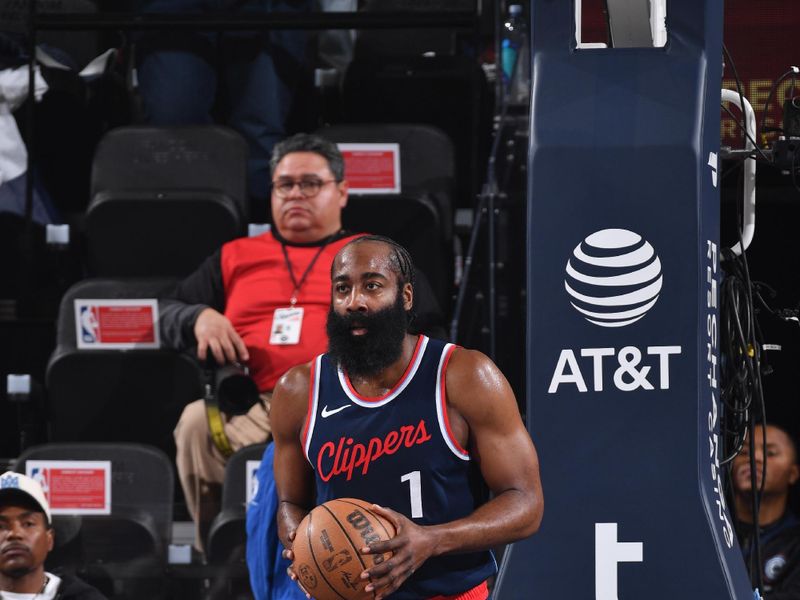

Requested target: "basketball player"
[{"left": 272, "top": 235, "right": 544, "bottom": 600}]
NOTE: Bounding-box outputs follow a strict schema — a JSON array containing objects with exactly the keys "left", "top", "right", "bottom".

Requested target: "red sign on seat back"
[
  {"left": 74, "top": 299, "right": 160, "bottom": 349},
  {"left": 26, "top": 461, "right": 111, "bottom": 515},
  {"left": 338, "top": 143, "right": 401, "bottom": 195}
]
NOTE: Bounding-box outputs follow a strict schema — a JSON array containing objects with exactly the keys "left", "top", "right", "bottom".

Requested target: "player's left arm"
[{"left": 361, "top": 347, "right": 543, "bottom": 598}]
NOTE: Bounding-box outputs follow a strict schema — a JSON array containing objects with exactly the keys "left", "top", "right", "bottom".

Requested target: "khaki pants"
[{"left": 174, "top": 393, "right": 272, "bottom": 553}]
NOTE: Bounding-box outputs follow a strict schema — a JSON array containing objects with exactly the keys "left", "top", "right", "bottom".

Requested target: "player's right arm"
[{"left": 272, "top": 362, "right": 316, "bottom": 557}]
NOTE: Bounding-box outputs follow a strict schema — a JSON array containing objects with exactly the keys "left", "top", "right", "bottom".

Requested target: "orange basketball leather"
[{"left": 292, "top": 498, "right": 396, "bottom": 600}]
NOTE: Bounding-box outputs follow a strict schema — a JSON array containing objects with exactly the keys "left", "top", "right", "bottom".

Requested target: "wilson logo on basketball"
[
  {"left": 317, "top": 419, "right": 433, "bottom": 481},
  {"left": 347, "top": 509, "right": 386, "bottom": 565}
]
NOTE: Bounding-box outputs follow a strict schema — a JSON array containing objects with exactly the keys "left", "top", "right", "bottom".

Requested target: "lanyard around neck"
[{"left": 280, "top": 237, "right": 332, "bottom": 306}]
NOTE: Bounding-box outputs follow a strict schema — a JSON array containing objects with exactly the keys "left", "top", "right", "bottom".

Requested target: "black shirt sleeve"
[{"left": 158, "top": 249, "right": 226, "bottom": 352}]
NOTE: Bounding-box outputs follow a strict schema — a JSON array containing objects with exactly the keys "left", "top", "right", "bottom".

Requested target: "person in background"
[
  {"left": 732, "top": 423, "right": 800, "bottom": 599},
  {"left": 135, "top": 0, "right": 312, "bottom": 217},
  {"left": 0, "top": 472, "right": 107, "bottom": 600}
]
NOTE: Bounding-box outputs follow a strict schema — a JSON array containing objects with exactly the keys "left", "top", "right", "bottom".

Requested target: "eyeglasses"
[{"left": 271, "top": 178, "right": 338, "bottom": 198}]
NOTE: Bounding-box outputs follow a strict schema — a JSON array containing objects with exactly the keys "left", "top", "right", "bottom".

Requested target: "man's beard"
[
  {"left": 326, "top": 293, "right": 409, "bottom": 378},
  {"left": 0, "top": 548, "right": 35, "bottom": 579},
  {"left": 3, "top": 565, "right": 34, "bottom": 579}
]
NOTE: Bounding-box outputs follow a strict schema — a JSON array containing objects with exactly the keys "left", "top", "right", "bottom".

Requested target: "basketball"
[{"left": 291, "top": 498, "right": 396, "bottom": 600}]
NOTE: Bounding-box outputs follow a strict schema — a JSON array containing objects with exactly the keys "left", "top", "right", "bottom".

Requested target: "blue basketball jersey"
[{"left": 303, "top": 335, "right": 497, "bottom": 599}]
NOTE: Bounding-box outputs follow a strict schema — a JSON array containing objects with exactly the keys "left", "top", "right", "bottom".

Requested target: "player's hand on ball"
[
  {"left": 360, "top": 504, "right": 431, "bottom": 600},
  {"left": 282, "top": 529, "right": 296, "bottom": 563},
  {"left": 283, "top": 530, "right": 311, "bottom": 599}
]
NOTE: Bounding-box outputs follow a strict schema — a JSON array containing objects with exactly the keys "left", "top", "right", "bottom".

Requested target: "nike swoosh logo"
[{"left": 321, "top": 404, "right": 351, "bottom": 418}]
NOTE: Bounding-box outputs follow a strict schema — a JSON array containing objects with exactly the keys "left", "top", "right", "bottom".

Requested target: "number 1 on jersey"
[{"left": 401, "top": 471, "right": 423, "bottom": 518}]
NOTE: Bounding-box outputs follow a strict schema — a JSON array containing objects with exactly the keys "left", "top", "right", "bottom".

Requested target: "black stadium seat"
[
  {"left": 86, "top": 125, "right": 249, "bottom": 278},
  {"left": 45, "top": 278, "right": 204, "bottom": 454},
  {"left": 205, "top": 443, "right": 267, "bottom": 600},
  {"left": 341, "top": 55, "right": 491, "bottom": 209},
  {"left": 14, "top": 443, "right": 174, "bottom": 600},
  {"left": 317, "top": 123, "right": 458, "bottom": 314}
]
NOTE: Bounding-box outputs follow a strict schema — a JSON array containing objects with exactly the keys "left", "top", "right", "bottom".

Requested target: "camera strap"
[{"left": 204, "top": 384, "right": 235, "bottom": 458}]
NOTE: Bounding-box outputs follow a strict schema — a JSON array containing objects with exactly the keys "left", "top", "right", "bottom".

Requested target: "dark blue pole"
[{"left": 495, "top": 1, "right": 754, "bottom": 598}]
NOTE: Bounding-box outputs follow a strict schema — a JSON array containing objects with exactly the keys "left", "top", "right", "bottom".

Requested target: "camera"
[{"left": 210, "top": 362, "right": 259, "bottom": 416}]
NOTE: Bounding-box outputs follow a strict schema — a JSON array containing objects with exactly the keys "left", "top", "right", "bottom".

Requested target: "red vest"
[{"left": 220, "top": 232, "right": 361, "bottom": 391}]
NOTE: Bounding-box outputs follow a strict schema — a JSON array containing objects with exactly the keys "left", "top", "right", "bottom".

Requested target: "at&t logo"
[
  {"left": 565, "top": 228, "right": 663, "bottom": 327},
  {"left": 549, "top": 228, "right": 682, "bottom": 394}
]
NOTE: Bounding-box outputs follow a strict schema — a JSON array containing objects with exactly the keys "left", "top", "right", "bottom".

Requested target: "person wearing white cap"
[{"left": 0, "top": 472, "right": 107, "bottom": 600}]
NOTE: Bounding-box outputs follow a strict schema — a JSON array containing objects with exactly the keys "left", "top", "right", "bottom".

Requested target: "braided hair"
[{"left": 347, "top": 235, "right": 416, "bottom": 291}]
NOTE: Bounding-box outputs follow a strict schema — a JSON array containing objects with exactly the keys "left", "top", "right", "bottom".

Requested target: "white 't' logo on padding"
[
  {"left": 595, "top": 523, "right": 643, "bottom": 600},
  {"left": 565, "top": 229, "right": 663, "bottom": 328}
]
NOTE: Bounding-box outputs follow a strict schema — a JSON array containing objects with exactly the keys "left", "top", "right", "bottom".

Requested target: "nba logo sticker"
[
  {"left": 245, "top": 460, "right": 261, "bottom": 506},
  {"left": 80, "top": 306, "right": 100, "bottom": 343},
  {"left": 29, "top": 467, "right": 51, "bottom": 502}
]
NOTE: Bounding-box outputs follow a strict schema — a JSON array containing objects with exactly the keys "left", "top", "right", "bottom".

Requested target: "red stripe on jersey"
[
  {"left": 301, "top": 357, "right": 318, "bottom": 451},
  {"left": 440, "top": 345, "right": 468, "bottom": 457},
  {"left": 427, "top": 580, "right": 488, "bottom": 600},
  {"left": 343, "top": 334, "right": 425, "bottom": 402}
]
